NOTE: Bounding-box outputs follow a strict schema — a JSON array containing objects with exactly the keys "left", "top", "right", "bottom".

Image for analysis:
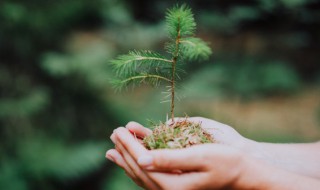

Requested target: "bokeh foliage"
[{"left": 0, "top": 0, "right": 319, "bottom": 189}]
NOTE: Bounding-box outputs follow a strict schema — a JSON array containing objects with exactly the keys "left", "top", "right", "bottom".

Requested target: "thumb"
[{"left": 137, "top": 146, "right": 207, "bottom": 171}]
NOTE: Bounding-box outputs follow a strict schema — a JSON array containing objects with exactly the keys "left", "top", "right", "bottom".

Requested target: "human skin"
[
  {"left": 106, "top": 117, "right": 320, "bottom": 189},
  {"left": 123, "top": 117, "right": 320, "bottom": 179}
]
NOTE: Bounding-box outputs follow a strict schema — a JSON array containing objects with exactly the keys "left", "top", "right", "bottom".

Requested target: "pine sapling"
[{"left": 110, "top": 4, "right": 214, "bottom": 149}]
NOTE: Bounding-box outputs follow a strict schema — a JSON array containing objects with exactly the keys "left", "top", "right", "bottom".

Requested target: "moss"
[{"left": 143, "top": 118, "right": 214, "bottom": 149}]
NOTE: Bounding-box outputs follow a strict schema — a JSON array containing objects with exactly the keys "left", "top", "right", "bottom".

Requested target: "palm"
[{"left": 188, "top": 117, "right": 245, "bottom": 147}]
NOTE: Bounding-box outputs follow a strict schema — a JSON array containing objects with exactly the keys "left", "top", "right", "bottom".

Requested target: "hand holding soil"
[{"left": 106, "top": 117, "right": 320, "bottom": 190}]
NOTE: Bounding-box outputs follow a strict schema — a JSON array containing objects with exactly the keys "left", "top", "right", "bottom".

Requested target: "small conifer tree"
[{"left": 110, "top": 4, "right": 214, "bottom": 149}]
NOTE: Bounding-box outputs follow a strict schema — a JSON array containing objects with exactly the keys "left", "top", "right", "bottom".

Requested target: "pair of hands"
[{"left": 106, "top": 117, "right": 256, "bottom": 190}]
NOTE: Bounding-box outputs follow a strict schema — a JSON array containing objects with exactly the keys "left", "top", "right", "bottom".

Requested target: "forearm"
[
  {"left": 236, "top": 156, "right": 320, "bottom": 190},
  {"left": 245, "top": 140, "right": 320, "bottom": 178}
]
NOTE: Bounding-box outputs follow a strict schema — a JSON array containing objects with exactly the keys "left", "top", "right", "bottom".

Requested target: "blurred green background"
[{"left": 0, "top": 0, "right": 320, "bottom": 189}]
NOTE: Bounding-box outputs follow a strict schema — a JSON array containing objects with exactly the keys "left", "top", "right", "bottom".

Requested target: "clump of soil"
[{"left": 143, "top": 119, "right": 214, "bottom": 149}]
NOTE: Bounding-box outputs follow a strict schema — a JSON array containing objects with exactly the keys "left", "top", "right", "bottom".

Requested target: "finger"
[
  {"left": 137, "top": 145, "right": 208, "bottom": 171},
  {"left": 106, "top": 149, "right": 138, "bottom": 181},
  {"left": 114, "top": 127, "right": 178, "bottom": 173},
  {"left": 116, "top": 139, "right": 160, "bottom": 190},
  {"left": 148, "top": 171, "right": 208, "bottom": 190},
  {"left": 110, "top": 133, "right": 116, "bottom": 144},
  {"left": 111, "top": 129, "right": 144, "bottom": 145},
  {"left": 114, "top": 127, "right": 149, "bottom": 160},
  {"left": 106, "top": 149, "right": 123, "bottom": 166},
  {"left": 115, "top": 127, "right": 206, "bottom": 171},
  {"left": 126, "top": 121, "right": 152, "bottom": 138},
  {"left": 108, "top": 133, "right": 143, "bottom": 186},
  {"left": 111, "top": 149, "right": 146, "bottom": 188}
]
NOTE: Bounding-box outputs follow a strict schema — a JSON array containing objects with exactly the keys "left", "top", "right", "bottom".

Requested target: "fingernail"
[
  {"left": 110, "top": 133, "right": 116, "bottom": 143},
  {"left": 137, "top": 155, "right": 153, "bottom": 167},
  {"left": 106, "top": 154, "right": 114, "bottom": 162}
]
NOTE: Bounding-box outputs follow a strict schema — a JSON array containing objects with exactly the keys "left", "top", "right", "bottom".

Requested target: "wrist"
[
  {"left": 234, "top": 155, "right": 318, "bottom": 190},
  {"left": 229, "top": 152, "right": 258, "bottom": 189},
  {"left": 240, "top": 139, "right": 271, "bottom": 163},
  {"left": 232, "top": 155, "right": 271, "bottom": 189}
]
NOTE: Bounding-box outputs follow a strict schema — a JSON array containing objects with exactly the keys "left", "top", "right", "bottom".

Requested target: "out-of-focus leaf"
[
  {"left": 0, "top": 89, "right": 50, "bottom": 118},
  {"left": 18, "top": 139, "right": 110, "bottom": 180},
  {"left": 0, "top": 162, "right": 27, "bottom": 190}
]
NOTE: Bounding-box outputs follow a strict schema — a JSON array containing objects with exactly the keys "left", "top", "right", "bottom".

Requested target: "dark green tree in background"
[{"left": 0, "top": 1, "right": 119, "bottom": 190}]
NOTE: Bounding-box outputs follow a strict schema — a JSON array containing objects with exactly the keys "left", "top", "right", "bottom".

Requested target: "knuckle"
[
  {"left": 154, "top": 154, "right": 171, "bottom": 169},
  {"left": 134, "top": 169, "right": 144, "bottom": 178}
]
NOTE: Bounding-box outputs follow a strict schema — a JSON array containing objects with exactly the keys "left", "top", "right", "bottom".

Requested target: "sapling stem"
[{"left": 170, "top": 20, "right": 181, "bottom": 123}]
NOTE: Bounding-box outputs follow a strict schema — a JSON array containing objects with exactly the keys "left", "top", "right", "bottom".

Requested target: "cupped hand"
[
  {"left": 106, "top": 126, "right": 251, "bottom": 190},
  {"left": 105, "top": 117, "right": 255, "bottom": 189},
  {"left": 174, "top": 117, "right": 247, "bottom": 147},
  {"left": 105, "top": 118, "right": 251, "bottom": 189},
  {"left": 124, "top": 117, "right": 251, "bottom": 151}
]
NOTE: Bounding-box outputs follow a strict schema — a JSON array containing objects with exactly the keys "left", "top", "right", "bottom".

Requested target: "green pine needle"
[
  {"left": 166, "top": 4, "right": 196, "bottom": 38},
  {"left": 180, "top": 37, "right": 212, "bottom": 61},
  {"left": 111, "top": 50, "right": 172, "bottom": 78},
  {"left": 111, "top": 74, "right": 171, "bottom": 91}
]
